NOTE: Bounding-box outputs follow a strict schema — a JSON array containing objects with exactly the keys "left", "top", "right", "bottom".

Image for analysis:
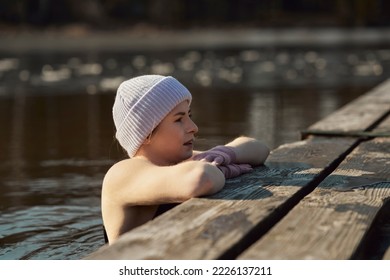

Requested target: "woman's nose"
[{"left": 188, "top": 118, "right": 198, "bottom": 134}]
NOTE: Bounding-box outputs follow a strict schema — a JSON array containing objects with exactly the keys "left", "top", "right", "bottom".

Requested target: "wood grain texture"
[
  {"left": 238, "top": 136, "right": 390, "bottom": 259},
  {"left": 86, "top": 137, "right": 356, "bottom": 259},
  {"left": 375, "top": 112, "right": 390, "bottom": 132},
  {"left": 306, "top": 78, "right": 390, "bottom": 133}
]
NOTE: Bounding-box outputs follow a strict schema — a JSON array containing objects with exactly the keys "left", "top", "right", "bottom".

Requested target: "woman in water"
[{"left": 102, "top": 75, "right": 269, "bottom": 243}]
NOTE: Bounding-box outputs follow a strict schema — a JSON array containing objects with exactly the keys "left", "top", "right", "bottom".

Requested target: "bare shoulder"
[
  {"left": 104, "top": 158, "right": 149, "bottom": 180},
  {"left": 102, "top": 158, "right": 152, "bottom": 194}
]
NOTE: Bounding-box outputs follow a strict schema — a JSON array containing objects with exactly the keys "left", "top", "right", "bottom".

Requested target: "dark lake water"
[{"left": 0, "top": 44, "right": 389, "bottom": 259}]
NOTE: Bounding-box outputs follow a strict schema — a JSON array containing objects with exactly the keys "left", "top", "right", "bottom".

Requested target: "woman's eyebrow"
[
  {"left": 173, "top": 112, "right": 186, "bottom": 117},
  {"left": 173, "top": 109, "right": 191, "bottom": 117}
]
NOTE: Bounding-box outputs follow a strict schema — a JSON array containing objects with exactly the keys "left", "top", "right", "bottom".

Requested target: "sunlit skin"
[
  {"left": 102, "top": 101, "right": 270, "bottom": 243},
  {"left": 135, "top": 101, "right": 198, "bottom": 166}
]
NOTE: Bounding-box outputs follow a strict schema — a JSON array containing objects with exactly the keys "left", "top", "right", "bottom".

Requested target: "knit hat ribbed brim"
[{"left": 113, "top": 75, "right": 192, "bottom": 157}]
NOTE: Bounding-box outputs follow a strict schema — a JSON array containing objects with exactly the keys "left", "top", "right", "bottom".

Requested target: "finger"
[
  {"left": 213, "top": 156, "right": 224, "bottom": 165},
  {"left": 239, "top": 164, "right": 253, "bottom": 173},
  {"left": 204, "top": 155, "right": 216, "bottom": 162},
  {"left": 229, "top": 164, "right": 241, "bottom": 177},
  {"left": 212, "top": 152, "right": 231, "bottom": 164}
]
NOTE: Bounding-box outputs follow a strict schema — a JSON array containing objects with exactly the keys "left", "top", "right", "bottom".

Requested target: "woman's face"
[{"left": 146, "top": 100, "right": 198, "bottom": 165}]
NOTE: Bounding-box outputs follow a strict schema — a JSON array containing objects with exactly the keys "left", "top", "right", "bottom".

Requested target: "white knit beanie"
[{"left": 113, "top": 75, "right": 192, "bottom": 157}]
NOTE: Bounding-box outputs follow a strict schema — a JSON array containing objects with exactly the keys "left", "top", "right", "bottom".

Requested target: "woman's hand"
[
  {"left": 217, "top": 163, "right": 253, "bottom": 179},
  {"left": 192, "top": 145, "right": 236, "bottom": 165},
  {"left": 192, "top": 145, "right": 253, "bottom": 179},
  {"left": 192, "top": 136, "right": 269, "bottom": 179}
]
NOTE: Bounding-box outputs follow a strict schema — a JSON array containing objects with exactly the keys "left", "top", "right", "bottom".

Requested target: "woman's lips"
[{"left": 184, "top": 140, "right": 193, "bottom": 146}]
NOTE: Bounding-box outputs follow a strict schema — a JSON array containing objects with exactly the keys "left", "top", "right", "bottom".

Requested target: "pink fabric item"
[
  {"left": 192, "top": 145, "right": 236, "bottom": 165},
  {"left": 217, "top": 163, "right": 253, "bottom": 179}
]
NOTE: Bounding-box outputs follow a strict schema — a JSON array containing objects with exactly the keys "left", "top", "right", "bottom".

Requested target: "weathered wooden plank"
[
  {"left": 384, "top": 247, "right": 390, "bottom": 260},
  {"left": 86, "top": 136, "right": 356, "bottom": 260},
  {"left": 375, "top": 111, "right": 390, "bottom": 133},
  {"left": 238, "top": 117, "right": 390, "bottom": 259},
  {"left": 303, "top": 78, "right": 390, "bottom": 135}
]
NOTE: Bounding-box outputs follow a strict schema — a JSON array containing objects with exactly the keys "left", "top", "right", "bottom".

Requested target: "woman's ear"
[
  {"left": 144, "top": 133, "right": 152, "bottom": 145},
  {"left": 144, "top": 125, "right": 160, "bottom": 145}
]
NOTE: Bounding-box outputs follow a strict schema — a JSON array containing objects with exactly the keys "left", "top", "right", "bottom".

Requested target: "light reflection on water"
[
  {"left": 1, "top": 47, "right": 389, "bottom": 95},
  {"left": 0, "top": 45, "right": 388, "bottom": 259}
]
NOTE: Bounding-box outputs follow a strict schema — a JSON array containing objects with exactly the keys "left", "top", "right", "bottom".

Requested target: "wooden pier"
[{"left": 86, "top": 79, "right": 390, "bottom": 260}]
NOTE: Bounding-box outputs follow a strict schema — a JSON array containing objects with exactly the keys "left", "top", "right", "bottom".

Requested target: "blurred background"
[
  {"left": 1, "top": 0, "right": 389, "bottom": 28},
  {"left": 0, "top": 0, "right": 389, "bottom": 259}
]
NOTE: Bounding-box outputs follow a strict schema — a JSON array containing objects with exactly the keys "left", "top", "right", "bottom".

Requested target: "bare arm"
[
  {"left": 225, "top": 136, "right": 270, "bottom": 166},
  {"left": 102, "top": 159, "right": 225, "bottom": 206}
]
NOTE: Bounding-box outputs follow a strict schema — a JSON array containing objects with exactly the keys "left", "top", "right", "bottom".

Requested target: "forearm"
[
  {"left": 198, "top": 162, "right": 226, "bottom": 195},
  {"left": 181, "top": 161, "right": 226, "bottom": 198},
  {"left": 226, "top": 136, "right": 270, "bottom": 166}
]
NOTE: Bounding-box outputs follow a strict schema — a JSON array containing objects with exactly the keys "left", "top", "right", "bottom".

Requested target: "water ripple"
[{"left": 0, "top": 205, "right": 104, "bottom": 259}]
